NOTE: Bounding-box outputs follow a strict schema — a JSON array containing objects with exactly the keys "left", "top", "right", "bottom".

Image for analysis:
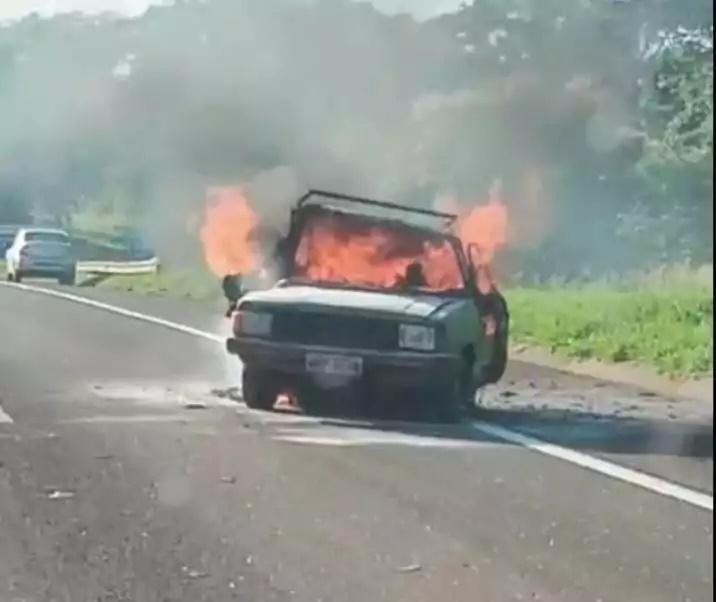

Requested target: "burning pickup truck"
[{"left": 225, "top": 190, "right": 508, "bottom": 422}]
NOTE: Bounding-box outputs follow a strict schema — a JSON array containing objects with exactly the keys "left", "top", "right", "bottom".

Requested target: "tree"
[{"left": 629, "top": 26, "right": 714, "bottom": 264}]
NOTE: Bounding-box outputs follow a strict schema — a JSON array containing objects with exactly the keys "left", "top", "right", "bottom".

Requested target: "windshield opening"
[{"left": 292, "top": 212, "right": 465, "bottom": 293}]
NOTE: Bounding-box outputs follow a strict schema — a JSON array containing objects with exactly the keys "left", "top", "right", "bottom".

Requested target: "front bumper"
[{"left": 226, "top": 336, "right": 461, "bottom": 388}]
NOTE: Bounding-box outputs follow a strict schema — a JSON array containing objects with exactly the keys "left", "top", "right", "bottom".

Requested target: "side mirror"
[{"left": 221, "top": 274, "right": 243, "bottom": 303}]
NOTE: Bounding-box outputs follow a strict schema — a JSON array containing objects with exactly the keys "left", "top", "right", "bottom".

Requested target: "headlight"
[
  {"left": 398, "top": 324, "right": 435, "bottom": 351},
  {"left": 234, "top": 311, "right": 273, "bottom": 337}
]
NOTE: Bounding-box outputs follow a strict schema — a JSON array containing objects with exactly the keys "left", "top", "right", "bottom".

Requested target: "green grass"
[
  {"left": 88, "top": 269, "right": 223, "bottom": 303},
  {"left": 506, "top": 282, "right": 713, "bottom": 378}
]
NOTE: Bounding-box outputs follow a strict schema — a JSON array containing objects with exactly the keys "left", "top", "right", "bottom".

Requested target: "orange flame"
[
  {"left": 295, "top": 213, "right": 464, "bottom": 292},
  {"left": 455, "top": 181, "right": 509, "bottom": 267},
  {"left": 274, "top": 389, "right": 301, "bottom": 413},
  {"left": 199, "top": 183, "right": 510, "bottom": 295},
  {"left": 200, "top": 187, "right": 260, "bottom": 277},
  {"left": 434, "top": 181, "right": 510, "bottom": 294}
]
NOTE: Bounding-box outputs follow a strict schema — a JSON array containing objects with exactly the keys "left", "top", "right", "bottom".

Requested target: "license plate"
[{"left": 305, "top": 353, "right": 363, "bottom": 377}]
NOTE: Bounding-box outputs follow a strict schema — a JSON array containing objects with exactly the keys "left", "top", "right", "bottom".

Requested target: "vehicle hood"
[{"left": 241, "top": 284, "right": 463, "bottom": 319}]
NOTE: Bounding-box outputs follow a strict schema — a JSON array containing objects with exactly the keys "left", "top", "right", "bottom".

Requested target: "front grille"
[{"left": 272, "top": 311, "right": 398, "bottom": 351}]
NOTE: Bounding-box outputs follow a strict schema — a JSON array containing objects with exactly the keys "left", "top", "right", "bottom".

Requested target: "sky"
[{"left": 0, "top": 0, "right": 471, "bottom": 22}]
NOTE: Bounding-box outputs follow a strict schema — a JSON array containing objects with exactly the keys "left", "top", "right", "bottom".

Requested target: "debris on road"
[
  {"left": 182, "top": 566, "right": 210, "bottom": 579},
  {"left": 184, "top": 402, "right": 207, "bottom": 410},
  {"left": 211, "top": 387, "right": 242, "bottom": 402},
  {"left": 396, "top": 564, "right": 422, "bottom": 574},
  {"left": 188, "top": 570, "right": 210, "bottom": 579},
  {"left": 45, "top": 489, "right": 75, "bottom": 500}
]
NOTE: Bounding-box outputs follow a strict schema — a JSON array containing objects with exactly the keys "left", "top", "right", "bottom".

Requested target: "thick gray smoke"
[{"left": 1, "top": 0, "right": 711, "bottom": 276}]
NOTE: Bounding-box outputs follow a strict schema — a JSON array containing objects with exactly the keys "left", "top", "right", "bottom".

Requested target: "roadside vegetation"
[
  {"left": 507, "top": 266, "right": 713, "bottom": 378},
  {"left": 72, "top": 263, "right": 713, "bottom": 379},
  {"left": 87, "top": 269, "right": 221, "bottom": 303}
]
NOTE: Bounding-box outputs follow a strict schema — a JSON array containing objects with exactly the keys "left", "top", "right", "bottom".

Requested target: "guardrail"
[{"left": 76, "top": 257, "right": 160, "bottom": 275}]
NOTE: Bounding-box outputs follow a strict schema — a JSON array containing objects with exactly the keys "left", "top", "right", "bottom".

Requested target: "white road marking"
[
  {"left": 472, "top": 421, "right": 713, "bottom": 512},
  {"left": 3, "top": 281, "right": 713, "bottom": 512},
  {"left": 0, "top": 403, "right": 13, "bottom": 424},
  {"left": 272, "top": 424, "right": 488, "bottom": 448},
  {"left": 0, "top": 282, "right": 223, "bottom": 343},
  {"left": 60, "top": 414, "right": 204, "bottom": 424},
  {"left": 276, "top": 435, "right": 355, "bottom": 446}
]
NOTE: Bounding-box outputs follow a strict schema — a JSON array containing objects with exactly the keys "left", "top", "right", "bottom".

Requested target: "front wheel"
[
  {"left": 420, "top": 380, "right": 464, "bottom": 424},
  {"left": 484, "top": 319, "right": 508, "bottom": 384},
  {"left": 241, "top": 366, "right": 277, "bottom": 410},
  {"left": 483, "top": 295, "right": 509, "bottom": 385}
]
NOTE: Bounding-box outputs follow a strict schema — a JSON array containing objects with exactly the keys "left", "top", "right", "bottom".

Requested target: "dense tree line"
[{"left": 0, "top": 0, "right": 712, "bottom": 276}]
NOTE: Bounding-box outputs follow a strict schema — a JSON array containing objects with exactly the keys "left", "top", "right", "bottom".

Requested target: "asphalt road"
[{"left": 0, "top": 282, "right": 712, "bottom": 602}]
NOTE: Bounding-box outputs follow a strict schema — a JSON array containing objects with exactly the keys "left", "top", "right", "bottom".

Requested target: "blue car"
[{"left": 0, "top": 225, "right": 21, "bottom": 254}]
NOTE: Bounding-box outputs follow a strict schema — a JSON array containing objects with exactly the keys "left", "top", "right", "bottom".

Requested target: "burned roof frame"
[{"left": 294, "top": 189, "right": 458, "bottom": 229}]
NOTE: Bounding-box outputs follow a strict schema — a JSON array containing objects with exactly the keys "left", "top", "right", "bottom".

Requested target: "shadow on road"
[
  {"left": 212, "top": 387, "right": 712, "bottom": 459},
  {"left": 476, "top": 406, "right": 712, "bottom": 459},
  {"left": 352, "top": 407, "right": 712, "bottom": 459}
]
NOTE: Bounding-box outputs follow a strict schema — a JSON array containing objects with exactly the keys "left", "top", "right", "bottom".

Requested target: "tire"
[
  {"left": 58, "top": 268, "right": 76, "bottom": 286},
  {"left": 421, "top": 380, "right": 463, "bottom": 424},
  {"left": 241, "top": 366, "right": 277, "bottom": 410},
  {"left": 483, "top": 295, "right": 509, "bottom": 385},
  {"left": 484, "top": 318, "right": 508, "bottom": 384}
]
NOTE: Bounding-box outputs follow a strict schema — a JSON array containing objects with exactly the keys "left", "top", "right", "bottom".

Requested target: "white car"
[{"left": 5, "top": 228, "right": 77, "bottom": 285}]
